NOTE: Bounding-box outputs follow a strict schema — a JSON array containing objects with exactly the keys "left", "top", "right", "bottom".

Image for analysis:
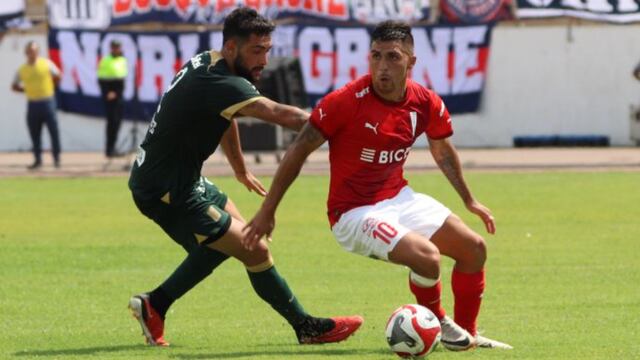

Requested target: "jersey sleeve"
[
  {"left": 424, "top": 91, "right": 453, "bottom": 140},
  {"left": 309, "top": 89, "right": 348, "bottom": 139},
  {"left": 217, "top": 77, "right": 263, "bottom": 120}
]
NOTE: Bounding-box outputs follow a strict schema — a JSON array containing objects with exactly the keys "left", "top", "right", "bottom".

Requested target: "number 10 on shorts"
[{"left": 374, "top": 222, "right": 398, "bottom": 244}]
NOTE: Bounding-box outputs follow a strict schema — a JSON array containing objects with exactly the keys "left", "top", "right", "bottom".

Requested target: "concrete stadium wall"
[
  {"left": 1, "top": 24, "right": 640, "bottom": 152},
  {"left": 452, "top": 23, "right": 640, "bottom": 147}
]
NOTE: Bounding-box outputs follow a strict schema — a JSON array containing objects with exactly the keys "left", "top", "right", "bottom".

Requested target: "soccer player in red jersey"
[{"left": 244, "top": 20, "right": 512, "bottom": 350}]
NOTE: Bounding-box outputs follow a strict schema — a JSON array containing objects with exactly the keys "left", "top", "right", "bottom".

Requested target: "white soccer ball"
[{"left": 385, "top": 304, "right": 442, "bottom": 359}]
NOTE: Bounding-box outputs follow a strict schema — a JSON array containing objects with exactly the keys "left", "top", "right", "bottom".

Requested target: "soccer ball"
[{"left": 385, "top": 304, "right": 441, "bottom": 358}]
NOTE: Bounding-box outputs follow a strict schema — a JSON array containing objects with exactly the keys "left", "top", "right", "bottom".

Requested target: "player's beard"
[{"left": 234, "top": 54, "right": 263, "bottom": 84}]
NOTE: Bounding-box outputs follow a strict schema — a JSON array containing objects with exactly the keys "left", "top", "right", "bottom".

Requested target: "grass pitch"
[{"left": 1, "top": 171, "right": 639, "bottom": 359}]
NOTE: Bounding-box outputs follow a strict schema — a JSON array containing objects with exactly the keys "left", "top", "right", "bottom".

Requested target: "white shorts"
[{"left": 331, "top": 186, "right": 451, "bottom": 261}]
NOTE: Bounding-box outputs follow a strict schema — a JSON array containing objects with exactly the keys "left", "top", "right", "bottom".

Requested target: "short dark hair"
[
  {"left": 25, "top": 41, "right": 38, "bottom": 50},
  {"left": 371, "top": 20, "right": 414, "bottom": 48},
  {"left": 222, "top": 7, "right": 275, "bottom": 44}
]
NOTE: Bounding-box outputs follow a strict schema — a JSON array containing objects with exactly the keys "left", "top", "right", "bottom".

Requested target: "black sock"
[
  {"left": 152, "top": 246, "right": 229, "bottom": 319},
  {"left": 247, "top": 265, "right": 309, "bottom": 327},
  {"left": 149, "top": 286, "right": 173, "bottom": 320}
]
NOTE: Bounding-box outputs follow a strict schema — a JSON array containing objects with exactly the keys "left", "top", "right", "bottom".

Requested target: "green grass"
[{"left": 1, "top": 172, "right": 639, "bottom": 359}]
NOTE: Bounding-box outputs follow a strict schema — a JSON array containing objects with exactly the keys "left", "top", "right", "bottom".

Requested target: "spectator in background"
[
  {"left": 633, "top": 60, "right": 640, "bottom": 81},
  {"left": 98, "top": 39, "right": 128, "bottom": 158},
  {"left": 12, "top": 41, "right": 62, "bottom": 169}
]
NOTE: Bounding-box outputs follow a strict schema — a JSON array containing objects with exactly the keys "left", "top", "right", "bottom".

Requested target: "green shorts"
[{"left": 132, "top": 177, "right": 231, "bottom": 252}]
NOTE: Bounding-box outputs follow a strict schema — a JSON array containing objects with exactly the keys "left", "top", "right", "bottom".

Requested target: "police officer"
[{"left": 97, "top": 39, "right": 128, "bottom": 158}]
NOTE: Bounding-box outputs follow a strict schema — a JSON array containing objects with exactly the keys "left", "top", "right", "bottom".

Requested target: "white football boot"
[
  {"left": 439, "top": 316, "right": 476, "bottom": 351},
  {"left": 475, "top": 334, "right": 513, "bottom": 349}
]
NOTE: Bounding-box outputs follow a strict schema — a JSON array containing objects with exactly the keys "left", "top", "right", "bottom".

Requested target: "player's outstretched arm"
[
  {"left": 428, "top": 137, "right": 496, "bottom": 234},
  {"left": 220, "top": 118, "right": 267, "bottom": 196},
  {"left": 237, "top": 97, "right": 309, "bottom": 131},
  {"left": 242, "top": 122, "right": 326, "bottom": 250}
]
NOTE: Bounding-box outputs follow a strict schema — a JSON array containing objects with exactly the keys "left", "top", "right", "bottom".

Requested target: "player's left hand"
[
  {"left": 235, "top": 171, "right": 267, "bottom": 197},
  {"left": 243, "top": 208, "right": 275, "bottom": 250},
  {"left": 466, "top": 199, "right": 496, "bottom": 235}
]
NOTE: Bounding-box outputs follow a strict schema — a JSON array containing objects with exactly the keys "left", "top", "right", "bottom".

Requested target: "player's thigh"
[
  {"left": 201, "top": 176, "right": 246, "bottom": 222},
  {"left": 205, "top": 217, "right": 270, "bottom": 268},
  {"left": 429, "top": 214, "right": 486, "bottom": 271},
  {"left": 388, "top": 231, "right": 441, "bottom": 278},
  {"left": 224, "top": 197, "right": 246, "bottom": 223},
  {"left": 152, "top": 182, "right": 234, "bottom": 252},
  {"left": 199, "top": 180, "right": 262, "bottom": 263},
  {"left": 201, "top": 177, "right": 229, "bottom": 209},
  {"left": 398, "top": 190, "right": 451, "bottom": 240},
  {"left": 332, "top": 205, "right": 409, "bottom": 261},
  {"left": 132, "top": 194, "right": 200, "bottom": 252}
]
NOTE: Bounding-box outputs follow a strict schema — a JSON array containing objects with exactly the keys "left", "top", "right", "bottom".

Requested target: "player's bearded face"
[
  {"left": 234, "top": 35, "right": 272, "bottom": 83},
  {"left": 369, "top": 41, "right": 416, "bottom": 101}
]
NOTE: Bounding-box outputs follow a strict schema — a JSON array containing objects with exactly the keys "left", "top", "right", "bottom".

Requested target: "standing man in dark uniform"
[
  {"left": 127, "top": 8, "right": 363, "bottom": 347},
  {"left": 97, "top": 39, "right": 128, "bottom": 158}
]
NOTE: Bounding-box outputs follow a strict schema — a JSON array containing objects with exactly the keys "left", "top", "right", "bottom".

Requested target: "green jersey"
[{"left": 129, "top": 51, "right": 262, "bottom": 201}]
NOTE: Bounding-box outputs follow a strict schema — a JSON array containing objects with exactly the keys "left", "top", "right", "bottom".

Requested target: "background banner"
[
  {"left": 0, "top": 0, "right": 25, "bottom": 30},
  {"left": 48, "top": 23, "right": 494, "bottom": 120},
  {"left": 441, "top": 0, "right": 511, "bottom": 23},
  {"left": 517, "top": 0, "right": 640, "bottom": 23},
  {"left": 48, "top": 0, "right": 433, "bottom": 29}
]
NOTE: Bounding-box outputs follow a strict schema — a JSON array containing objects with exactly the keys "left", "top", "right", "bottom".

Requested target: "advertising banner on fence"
[
  {"left": 48, "top": 0, "right": 433, "bottom": 28},
  {"left": 48, "top": 23, "right": 493, "bottom": 119},
  {"left": 0, "top": 0, "right": 25, "bottom": 30},
  {"left": 517, "top": 0, "right": 640, "bottom": 23}
]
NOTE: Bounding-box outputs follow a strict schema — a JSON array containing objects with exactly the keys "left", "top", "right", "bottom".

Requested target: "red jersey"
[{"left": 309, "top": 75, "right": 453, "bottom": 226}]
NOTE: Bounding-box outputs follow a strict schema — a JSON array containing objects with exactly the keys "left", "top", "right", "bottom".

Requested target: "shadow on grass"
[
  {"left": 13, "top": 344, "right": 151, "bottom": 357},
  {"left": 170, "top": 348, "right": 389, "bottom": 359},
  {"left": 13, "top": 345, "right": 389, "bottom": 359}
]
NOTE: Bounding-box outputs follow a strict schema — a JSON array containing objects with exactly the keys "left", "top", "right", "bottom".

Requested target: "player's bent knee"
[
  {"left": 457, "top": 234, "right": 486, "bottom": 272},
  {"left": 406, "top": 244, "right": 440, "bottom": 279},
  {"left": 245, "top": 254, "right": 274, "bottom": 273},
  {"left": 470, "top": 235, "right": 487, "bottom": 268},
  {"left": 243, "top": 242, "right": 272, "bottom": 271},
  {"left": 390, "top": 233, "right": 440, "bottom": 279},
  {"left": 413, "top": 251, "right": 440, "bottom": 280}
]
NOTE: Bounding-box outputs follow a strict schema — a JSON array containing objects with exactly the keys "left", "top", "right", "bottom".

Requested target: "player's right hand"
[
  {"left": 465, "top": 199, "right": 496, "bottom": 235},
  {"left": 243, "top": 208, "right": 275, "bottom": 250},
  {"left": 235, "top": 171, "right": 267, "bottom": 197}
]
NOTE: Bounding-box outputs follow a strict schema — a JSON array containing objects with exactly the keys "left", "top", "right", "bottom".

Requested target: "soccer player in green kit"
[{"left": 127, "top": 7, "right": 363, "bottom": 347}]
